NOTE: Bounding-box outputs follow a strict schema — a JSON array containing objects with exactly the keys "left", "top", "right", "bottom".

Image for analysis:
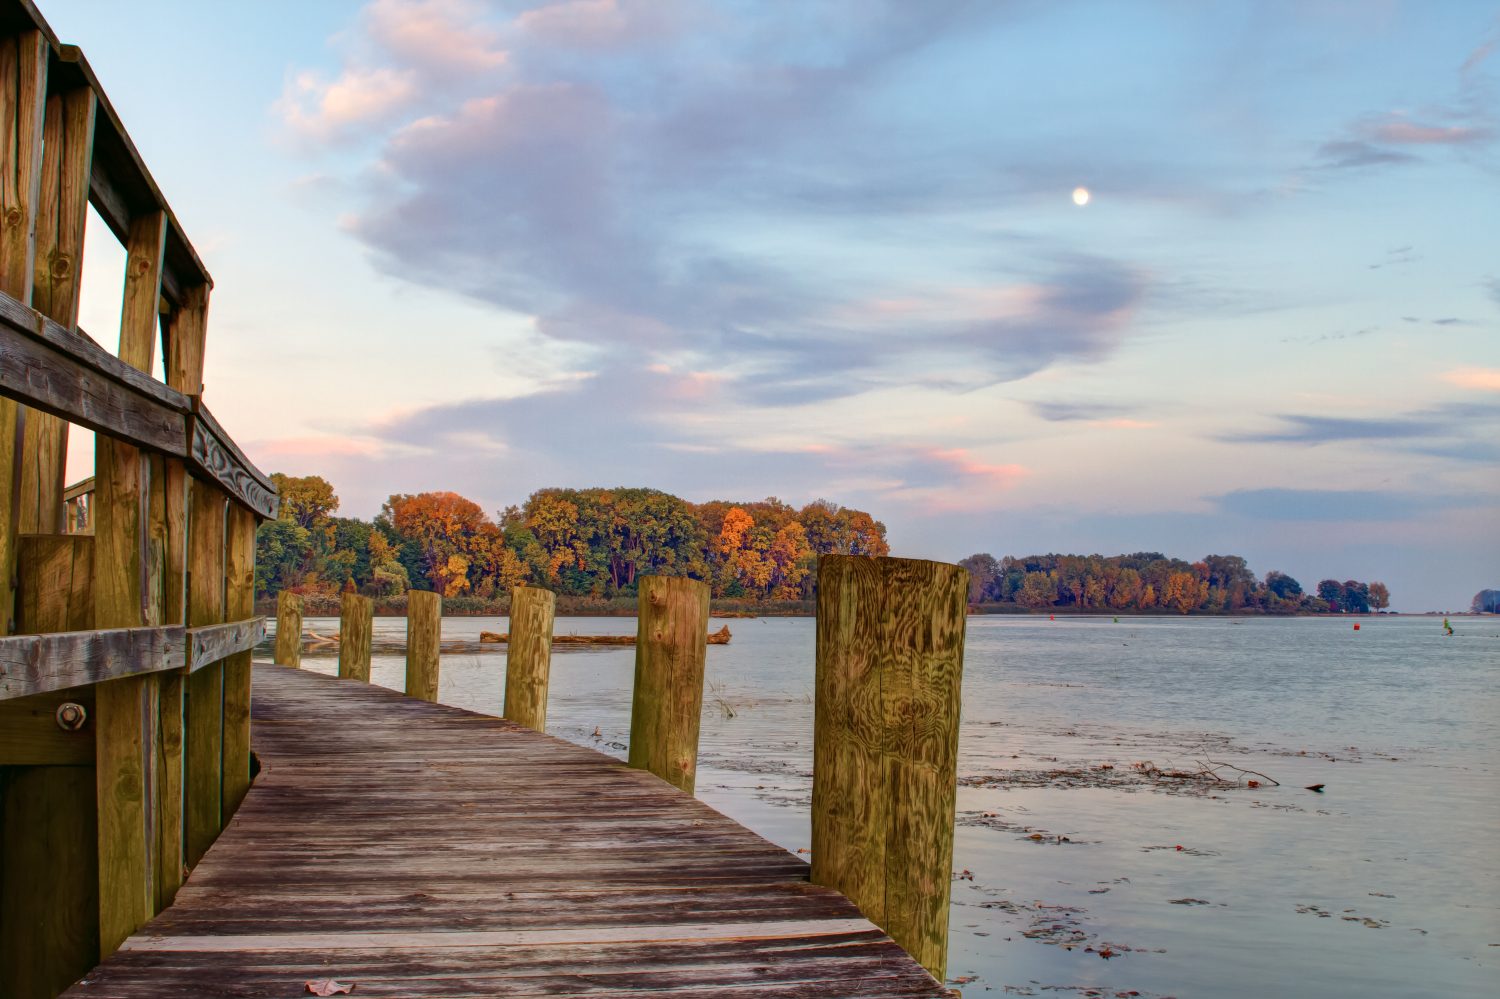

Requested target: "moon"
[{"left": 1072, "top": 186, "right": 1091, "bottom": 207}]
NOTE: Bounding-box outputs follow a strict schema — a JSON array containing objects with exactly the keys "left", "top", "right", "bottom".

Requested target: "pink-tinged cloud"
[
  {"left": 1360, "top": 114, "right": 1492, "bottom": 146},
  {"left": 366, "top": 0, "right": 508, "bottom": 77},
  {"left": 1101, "top": 418, "right": 1157, "bottom": 429},
  {"left": 278, "top": 67, "right": 418, "bottom": 141},
  {"left": 926, "top": 448, "right": 1028, "bottom": 487},
  {"left": 1442, "top": 367, "right": 1500, "bottom": 391},
  {"left": 516, "top": 0, "right": 686, "bottom": 49}
]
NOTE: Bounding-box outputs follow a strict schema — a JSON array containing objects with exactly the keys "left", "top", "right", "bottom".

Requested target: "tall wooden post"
[
  {"left": 183, "top": 484, "right": 225, "bottom": 868},
  {"left": 0, "top": 28, "right": 46, "bottom": 638},
  {"left": 503, "top": 585, "right": 555, "bottom": 731},
  {"left": 810, "top": 555, "right": 967, "bottom": 981},
  {"left": 338, "top": 591, "right": 373, "bottom": 682},
  {"left": 21, "top": 84, "right": 94, "bottom": 535},
  {"left": 405, "top": 590, "right": 441, "bottom": 702},
  {"left": 627, "top": 576, "right": 709, "bottom": 794},
  {"left": 222, "top": 504, "right": 256, "bottom": 820},
  {"left": 157, "top": 283, "right": 204, "bottom": 912},
  {"left": 274, "top": 591, "right": 302, "bottom": 668}
]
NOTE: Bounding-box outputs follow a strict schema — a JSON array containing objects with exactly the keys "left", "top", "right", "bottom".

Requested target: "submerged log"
[{"left": 478, "top": 625, "right": 732, "bottom": 646}]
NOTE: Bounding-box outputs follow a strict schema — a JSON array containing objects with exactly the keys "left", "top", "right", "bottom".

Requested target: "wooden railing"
[{"left": 0, "top": 2, "right": 275, "bottom": 997}]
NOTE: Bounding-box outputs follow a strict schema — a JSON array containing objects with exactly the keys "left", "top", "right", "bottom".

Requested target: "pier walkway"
[{"left": 62, "top": 665, "right": 953, "bottom": 998}]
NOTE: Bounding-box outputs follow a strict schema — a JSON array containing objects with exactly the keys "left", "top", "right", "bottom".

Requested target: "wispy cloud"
[
  {"left": 1215, "top": 488, "right": 1471, "bottom": 523},
  {"left": 1442, "top": 367, "right": 1500, "bottom": 391}
]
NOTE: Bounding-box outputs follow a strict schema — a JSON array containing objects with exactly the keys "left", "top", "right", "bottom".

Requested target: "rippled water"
[{"left": 263, "top": 614, "right": 1499, "bottom": 998}]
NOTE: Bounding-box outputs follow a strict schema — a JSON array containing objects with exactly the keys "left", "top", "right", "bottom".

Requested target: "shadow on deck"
[{"left": 63, "top": 665, "right": 953, "bottom": 998}]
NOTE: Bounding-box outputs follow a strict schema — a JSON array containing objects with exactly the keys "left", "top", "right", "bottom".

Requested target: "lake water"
[{"left": 263, "top": 614, "right": 1498, "bottom": 998}]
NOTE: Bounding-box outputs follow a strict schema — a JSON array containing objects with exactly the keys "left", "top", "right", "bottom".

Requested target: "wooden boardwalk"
[{"left": 63, "top": 665, "right": 954, "bottom": 998}]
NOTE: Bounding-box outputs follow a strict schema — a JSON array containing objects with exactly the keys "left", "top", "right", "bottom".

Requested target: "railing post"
[
  {"left": 810, "top": 554, "right": 967, "bottom": 981},
  {"left": 274, "top": 591, "right": 302, "bottom": 668},
  {"left": 627, "top": 575, "right": 709, "bottom": 793},
  {"left": 338, "top": 591, "right": 373, "bottom": 682},
  {"left": 222, "top": 504, "right": 256, "bottom": 820},
  {"left": 183, "top": 483, "right": 225, "bottom": 868},
  {"left": 503, "top": 585, "right": 554, "bottom": 731},
  {"left": 405, "top": 590, "right": 441, "bottom": 702}
]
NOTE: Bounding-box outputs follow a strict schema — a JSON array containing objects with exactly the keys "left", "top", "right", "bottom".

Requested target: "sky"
[{"left": 43, "top": 0, "right": 1499, "bottom": 612}]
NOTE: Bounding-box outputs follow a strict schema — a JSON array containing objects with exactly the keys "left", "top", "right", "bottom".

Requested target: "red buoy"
[{"left": 1353, "top": 623, "right": 1360, "bottom": 631}]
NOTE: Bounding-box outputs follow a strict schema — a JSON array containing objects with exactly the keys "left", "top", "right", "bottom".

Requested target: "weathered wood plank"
[
  {"left": 503, "top": 584, "right": 553, "bottom": 730},
  {"left": 0, "top": 686, "right": 94, "bottom": 764},
  {"left": 15, "top": 531, "right": 92, "bottom": 632},
  {"left": 0, "top": 296, "right": 189, "bottom": 454},
  {"left": 184, "top": 616, "right": 263, "bottom": 674},
  {"left": 0, "top": 625, "right": 185, "bottom": 699},
  {"left": 187, "top": 399, "right": 276, "bottom": 519},
  {"left": 117, "top": 209, "right": 166, "bottom": 373},
  {"left": 62, "top": 665, "right": 951, "bottom": 997},
  {"left": 628, "top": 575, "right": 709, "bottom": 794}
]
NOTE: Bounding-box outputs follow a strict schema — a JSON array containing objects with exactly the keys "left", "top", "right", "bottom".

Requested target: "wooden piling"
[
  {"left": 810, "top": 554, "right": 967, "bottom": 981},
  {"left": 338, "top": 591, "right": 373, "bottom": 682},
  {"left": 503, "top": 585, "right": 555, "bottom": 731},
  {"left": 405, "top": 590, "right": 441, "bottom": 702},
  {"left": 274, "top": 590, "right": 302, "bottom": 668},
  {"left": 627, "top": 575, "right": 710, "bottom": 794}
]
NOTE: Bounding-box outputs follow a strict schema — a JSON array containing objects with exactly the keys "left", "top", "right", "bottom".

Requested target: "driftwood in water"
[{"left": 479, "top": 625, "right": 732, "bottom": 646}]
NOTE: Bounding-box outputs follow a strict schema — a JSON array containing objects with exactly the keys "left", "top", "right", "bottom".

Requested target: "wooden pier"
[
  {"left": 0, "top": 1, "right": 971, "bottom": 995},
  {"left": 62, "top": 664, "right": 954, "bottom": 998}
]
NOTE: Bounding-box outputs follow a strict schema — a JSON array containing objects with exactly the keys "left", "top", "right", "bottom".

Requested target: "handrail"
[
  {"left": 0, "top": 290, "right": 277, "bottom": 517},
  {"left": 0, "top": 616, "right": 265, "bottom": 700}
]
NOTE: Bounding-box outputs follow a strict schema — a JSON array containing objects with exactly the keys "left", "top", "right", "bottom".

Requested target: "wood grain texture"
[
  {"left": 0, "top": 625, "right": 185, "bottom": 700},
  {"left": 503, "top": 584, "right": 554, "bottom": 731},
  {"left": 19, "top": 84, "right": 95, "bottom": 535},
  {"left": 154, "top": 666, "right": 183, "bottom": 911},
  {"left": 0, "top": 686, "right": 94, "bottom": 764},
  {"left": 628, "top": 575, "right": 709, "bottom": 794},
  {"left": 15, "top": 532, "right": 92, "bottom": 632},
  {"left": 59, "top": 665, "right": 951, "bottom": 998},
  {"left": 184, "top": 480, "right": 224, "bottom": 868},
  {"left": 338, "top": 591, "right": 373, "bottom": 682},
  {"left": 0, "top": 27, "right": 45, "bottom": 639},
  {"left": 1, "top": 763, "right": 99, "bottom": 999},
  {"left": 811, "top": 555, "right": 966, "bottom": 981},
  {"left": 116, "top": 209, "right": 165, "bottom": 373},
  {"left": 221, "top": 504, "right": 256, "bottom": 821},
  {"left": 184, "top": 617, "right": 263, "bottom": 674},
  {"left": 0, "top": 28, "right": 47, "bottom": 300},
  {"left": 0, "top": 303, "right": 188, "bottom": 455},
  {"left": 188, "top": 400, "right": 276, "bottom": 520},
  {"left": 162, "top": 281, "right": 206, "bottom": 396},
  {"left": 405, "top": 589, "right": 441, "bottom": 702},
  {"left": 93, "top": 671, "right": 156, "bottom": 957},
  {"left": 273, "top": 590, "right": 301, "bottom": 668}
]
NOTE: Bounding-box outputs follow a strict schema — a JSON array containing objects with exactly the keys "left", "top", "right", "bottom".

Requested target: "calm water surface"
[{"left": 265, "top": 615, "right": 1498, "bottom": 998}]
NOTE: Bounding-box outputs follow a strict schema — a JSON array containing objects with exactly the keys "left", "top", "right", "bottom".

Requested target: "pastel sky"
[{"left": 46, "top": 0, "right": 1499, "bottom": 611}]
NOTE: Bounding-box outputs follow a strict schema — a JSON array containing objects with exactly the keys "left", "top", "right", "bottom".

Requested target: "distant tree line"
[
  {"left": 256, "top": 475, "right": 889, "bottom": 604},
  {"left": 958, "top": 552, "right": 1390, "bottom": 614}
]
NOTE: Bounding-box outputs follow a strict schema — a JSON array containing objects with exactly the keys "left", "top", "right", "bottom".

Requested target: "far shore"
[{"left": 256, "top": 597, "right": 1481, "bottom": 619}]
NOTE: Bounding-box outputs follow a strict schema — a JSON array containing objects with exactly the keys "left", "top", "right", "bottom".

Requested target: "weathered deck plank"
[{"left": 63, "top": 664, "right": 954, "bottom": 998}]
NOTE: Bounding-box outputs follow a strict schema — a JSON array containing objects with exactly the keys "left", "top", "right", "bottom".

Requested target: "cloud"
[
  {"left": 1442, "top": 367, "right": 1500, "bottom": 391},
  {"left": 278, "top": 67, "right": 419, "bottom": 141},
  {"left": 1315, "top": 140, "right": 1417, "bottom": 170},
  {"left": 1486, "top": 277, "right": 1500, "bottom": 309},
  {"left": 1359, "top": 115, "right": 1492, "bottom": 147},
  {"left": 1215, "top": 488, "right": 1469, "bottom": 523}
]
